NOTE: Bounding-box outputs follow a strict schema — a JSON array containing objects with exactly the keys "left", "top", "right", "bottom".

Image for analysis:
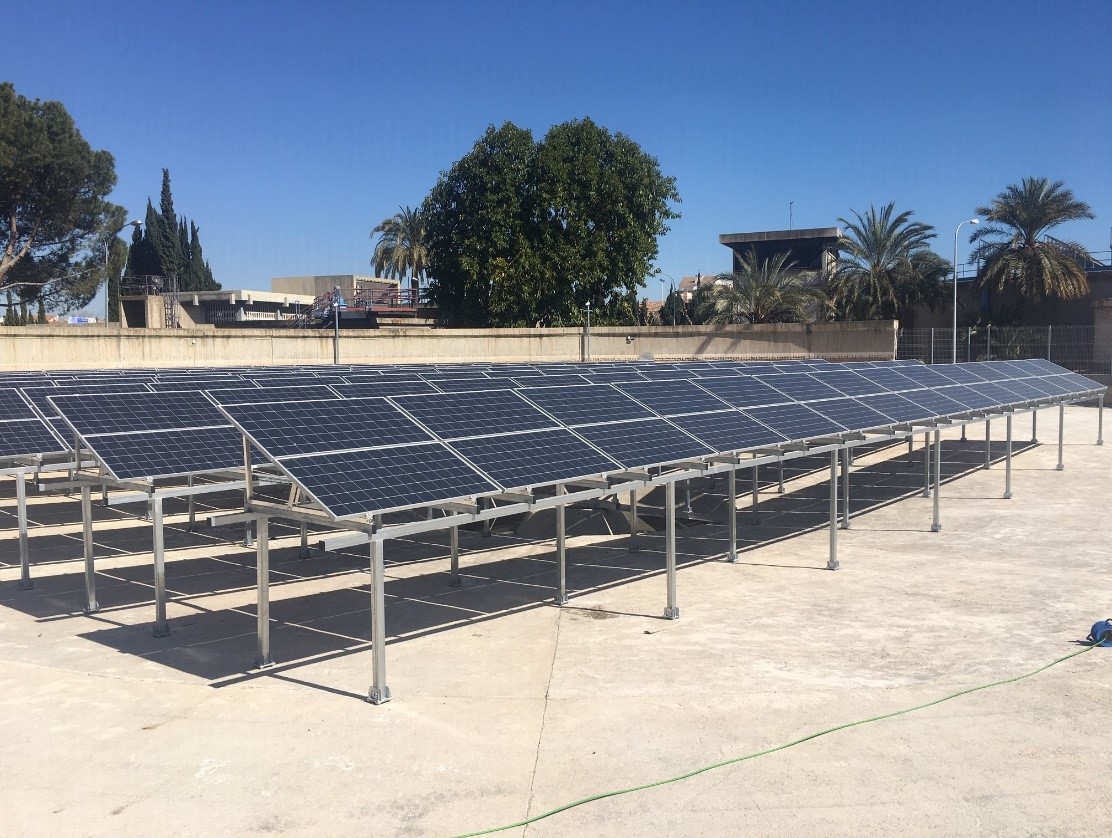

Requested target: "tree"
[
  {"left": 709, "top": 249, "right": 824, "bottom": 324},
  {"left": 125, "top": 170, "right": 218, "bottom": 293},
  {"left": 970, "top": 177, "right": 1095, "bottom": 304},
  {"left": 370, "top": 206, "right": 429, "bottom": 296},
  {"left": 0, "top": 82, "right": 124, "bottom": 309},
  {"left": 828, "top": 203, "right": 949, "bottom": 321},
  {"left": 423, "top": 119, "right": 679, "bottom": 327}
]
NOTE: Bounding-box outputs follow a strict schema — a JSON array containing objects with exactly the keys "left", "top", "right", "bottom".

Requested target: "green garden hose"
[{"left": 454, "top": 642, "right": 1100, "bottom": 837}]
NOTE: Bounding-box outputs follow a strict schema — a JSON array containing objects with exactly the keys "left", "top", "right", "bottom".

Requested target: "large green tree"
[
  {"left": 423, "top": 119, "right": 679, "bottom": 327},
  {"left": 370, "top": 205, "right": 429, "bottom": 296},
  {"left": 969, "top": 177, "right": 1095, "bottom": 304},
  {"left": 828, "top": 203, "right": 950, "bottom": 321},
  {"left": 125, "top": 169, "right": 218, "bottom": 293},
  {"left": 0, "top": 82, "right": 124, "bottom": 311},
  {"left": 709, "top": 249, "right": 824, "bottom": 324}
]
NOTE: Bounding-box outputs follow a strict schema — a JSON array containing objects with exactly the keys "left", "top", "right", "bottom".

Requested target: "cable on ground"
[{"left": 453, "top": 642, "right": 1101, "bottom": 837}]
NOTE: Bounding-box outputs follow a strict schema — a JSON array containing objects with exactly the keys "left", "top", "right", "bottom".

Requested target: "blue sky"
[{"left": 6, "top": 0, "right": 1111, "bottom": 308}]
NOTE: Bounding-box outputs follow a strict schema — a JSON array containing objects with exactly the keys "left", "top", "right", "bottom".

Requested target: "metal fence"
[{"left": 896, "top": 325, "right": 1112, "bottom": 374}]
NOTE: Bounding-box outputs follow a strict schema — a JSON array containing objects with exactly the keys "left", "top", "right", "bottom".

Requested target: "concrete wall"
[{"left": 0, "top": 321, "right": 897, "bottom": 371}]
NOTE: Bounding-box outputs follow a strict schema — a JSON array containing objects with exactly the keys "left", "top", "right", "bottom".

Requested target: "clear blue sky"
[{"left": 7, "top": 0, "right": 1111, "bottom": 309}]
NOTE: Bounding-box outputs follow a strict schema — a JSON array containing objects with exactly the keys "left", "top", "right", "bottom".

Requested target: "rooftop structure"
[{"left": 719, "top": 227, "right": 841, "bottom": 275}]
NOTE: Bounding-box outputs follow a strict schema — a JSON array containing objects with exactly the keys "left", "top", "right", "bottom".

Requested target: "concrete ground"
[{"left": 1, "top": 405, "right": 1109, "bottom": 837}]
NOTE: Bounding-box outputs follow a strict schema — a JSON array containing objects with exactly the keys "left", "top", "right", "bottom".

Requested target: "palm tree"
[
  {"left": 829, "top": 203, "right": 949, "bottom": 321},
  {"left": 969, "top": 177, "right": 1095, "bottom": 303},
  {"left": 709, "top": 249, "right": 824, "bottom": 324},
  {"left": 370, "top": 206, "right": 429, "bottom": 296}
]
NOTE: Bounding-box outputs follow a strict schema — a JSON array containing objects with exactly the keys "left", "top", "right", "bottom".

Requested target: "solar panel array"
[{"left": 5, "top": 360, "right": 1103, "bottom": 522}]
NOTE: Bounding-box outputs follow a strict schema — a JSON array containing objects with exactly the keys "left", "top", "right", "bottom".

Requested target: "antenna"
[{"left": 789, "top": 201, "right": 794, "bottom": 231}]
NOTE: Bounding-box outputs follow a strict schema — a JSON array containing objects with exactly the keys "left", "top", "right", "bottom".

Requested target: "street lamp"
[
  {"left": 952, "top": 218, "right": 979, "bottom": 363},
  {"left": 105, "top": 220, "right": 142, "bottom": 326},
  {"left": 584, "top": 300, "right": 591, "bottom": 362}
]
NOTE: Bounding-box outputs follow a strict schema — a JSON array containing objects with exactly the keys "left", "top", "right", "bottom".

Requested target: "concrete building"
[
  {"left": 719, "top": 227, "right": 841, "bottom": 275},
  {"left": 271, "top": 274, "right": 399, "bottom": 298}
]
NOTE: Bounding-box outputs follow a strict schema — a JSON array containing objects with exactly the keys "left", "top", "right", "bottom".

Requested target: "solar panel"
[
  {"left": 205, "top": 385, "right": 341, "bottom": 404},
  {"left": 1058, "top": 372, "right": 1104, "bottom": 394},
  {"left": 512, "top": 374, "right": 592, "bottom": 388},
  {"left": 518, "top": 385, "right": 655, "bottom": 426},
  {"left": 901, "top": 387, "right": 973, "bottom": 415},
  {"left": 755, "top": 373, "right": 844, "bottom": 402},
  {"left": 687, "top": 376, "right": 790, "bottom": 408},
  {"left": 809, "top": 369, "right": 886, "bottom": 397},
  {"left": 573, "top": 419, "right": 715, "bottom": 469},
  {"left": 0, "top": 389, "right": 37, "bottom": 421},
  {"left": 0, "top": 418, "right": 67, "bottom": 458},
  {"left": 330, "top": 380, "right": 439, "bottom": 398},
  {"left": 928, "top": 364, "right": 986, "bottom": 384},
  {"left": 583, "top": 369, "right": 648, "bottom": 384},
  {"left": 852, "top": 367, "right": 923, "bottom": 393},
  {"left": 430, "top": 376, "right": 518, "bottom": 392},
  {"left": 896, "top": 365, "right": 968, "bottom": 388},
  {"left": 149, "top": 378, "right": 248, "bottom": 392},
  {"left": 742, "top": 403, "right": 845, "bottom": 440},
  {"left": 860, "top": 392, "right": 933, "bottom": 424},
  {"left": 614, "top": 379, "right": 729, "bottom": 416},
  {"left": 391, "top": 390, "right": 557, "bottom": 440},
  {"left": 677, "top": 410, "right": 787, "bottom": 452},
  {"left": 50, "top": 391, "right": 228, "bottom": 436},
  {"left": 273, "top": 444, "right": 499, "bottom": 519},
  {"left": 86, "top": 426, "right": 246, "bottom": 480},
  {"left": 253, "top": 375, "right": 350, "bottom": 387},
  {"left": 21, "top": 383, "right": 154, "bottom": 417},
  {"left": 451, "top": 428, "right": 619, "bottom": 488},
  {"left": 219, "top": 397, "right": 433, "bottom": 458},
  {"left": 968, "top": 381, "right": 1026, "bottom": 406},
  {"left": 816, "top": 397, "right": 897, "bottom": 432}
]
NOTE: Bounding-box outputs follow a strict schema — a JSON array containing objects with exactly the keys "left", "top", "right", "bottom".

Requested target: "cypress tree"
[{"left": 157, "top": 169, "right": 182, "bottom": 282}]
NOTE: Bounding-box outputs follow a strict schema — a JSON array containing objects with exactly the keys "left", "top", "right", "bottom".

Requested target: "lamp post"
[
  {"left": 952, "top": 218, "right": 979, "bottom": 363},
  {"left": 105, "top": 220, "right": 142, "bottom": 326},
  {"left": 658, "top": 271, "right": 675, "bottom": 327},
  {"left": 584, "top": 300, "right": 591, "bottom": 362},
  {"left": 333, "top": 285, "right": 342, "bottom": 364}
]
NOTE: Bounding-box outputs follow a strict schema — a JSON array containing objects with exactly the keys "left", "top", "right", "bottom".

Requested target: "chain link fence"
[{"left": 896, "top": 325, "right": 1112, "bottom": 374}]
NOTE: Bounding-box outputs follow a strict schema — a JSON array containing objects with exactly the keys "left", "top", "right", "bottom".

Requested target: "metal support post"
[
  {"left": 1047, "top": 324, "right": 1052, "bottom": 361},
  {"left": 482, "top": 497, "right": 493, "bottom": 537},
  {"left": 840, "top": 446, "right": 851, "bottom": 529},
  {"left": 984, "top": 420, "right": 991, "bottom": 469},
  {"left": 777, "top": 460, "right": 784, "bottom": 494},
  {"left": 242, "top": 520, "right": 254, "bottom": 548},
  {"left": 930, "top": 430, "right": 942, "bottom": 532},
  {"left": 986, "top": 323, "right": 992, "bottom": 360},
  {"left": 1057, "top": 402, "right": 1065, "bottom": 471},
  {"left": 683, "top": 480, "right": 692, "bottom": 514},
  {"left": 726, "top": 468, "right": 738, "bottom": 563},
  {"left": 151, "top": 497, "right": 169, "bottom": 637},
  {"left": 367, "top": 539, "right": 391, "bottom": 704},
  {"left": 1004, "top": 414, "right": 1013, "bottom": 499},
  {"left": 299, "top": 522, "right": 309, "bottom": 558},
  {"left": 255, "top": 516, "right": 272, "bottom": 668},
  {"left": 922, "top": 432, "right": 931, "bottom": 497},
  {"left": 449, "top": 525, "right": 462, "bottom": 587},
  {"left": 17, "top": 471, "right": 32, "bottom": 590},
  {"left": 628, "top": 490, "right": 639, "bottom": 553},
  {"left": 750, "top": 464, "right": 759, "bottom": 521},
  {"left": 82, "top": 485, "right": 98, "bottom": 613},
  {"left": 930, "top": 327, "right": 935, "bottom": 364},
  {"left": 827, "top": 451, "right": 839, "bottom": 570},
  {"left": 186, "top": 474, "right": 196, "bottom": 531},
  {"left": 906, "top": 435, "right": 914, "bottom": 466},
  {"left": 664, "top": 481, "right": 679, "bottom": 618},
  {"left": 555, "top": 485, "right": 567, "bottom": 605},
  {"left": 1032, "top": 409, "right": 1038, "bottom": 444},
  {"left": 1097, "top": 394, "right": 1104, "bottom": 446}
]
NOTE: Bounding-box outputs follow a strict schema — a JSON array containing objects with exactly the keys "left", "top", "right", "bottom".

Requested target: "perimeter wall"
[{"left": 0, "top": 321, "right": 897, "bottom": 370}]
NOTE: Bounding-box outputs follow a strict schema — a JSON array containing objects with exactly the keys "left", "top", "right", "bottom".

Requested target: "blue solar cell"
[
  {"left": 51, "top": 391, "right": 228, "bottom": 436},
  {"left": 928, "top": 364, "right": 986, "bottom": 384},
  {"left": 1057, "top": 372, "right": 1104, "bottom": 394},
  {"left": 582, "top": 369, "right": 648, "bottom": 384},
  {"left": 220, "top": 397, "right": 432, "bottom": 457},
  {"left": 742, "top": 403, "right": 845, "bottom": 440},
  {"left": 391, "top": 390, "right": 557, "bottom": 440},
  {"left": 689, "top": 376, "right": 791, "bottom": 408},
  {"left": 882, "top": 365, "right": 956, "bottom": 388},
  {"left": 452, "top": 428, "right": 619, "bottom": 488},
  {"left": 676, "top": 410, "right": 787, "bottom": 452},
  {"left": 513, "top": 374, "right": 592, "bottom": 388},
  {"left": 615, "top": 379, "right": 730, "bottom": 416},
  {"left": 86, "top": 426, "right": 245, "bottom": 480},
  {"left": 0, "top": 418, "right": 66, "bottom": 457},
  {"left": 852, "top": 368, "right": 923, "bottom": 393},
  {"left": 276, "top": 443, "right": 498, "bottom": 518},
  {"left": 430, "top": 376, "right": 518, "bottom": 392},
  {"left": 149, "top": 378, "right": 249, "bottom": 391},
  {"left": 754, "top": 373, "right": 844, "bottom": 402},
  {"left": 21, "top": 383, "right": 154, "bottom": 417},
  {"left": 519, "top": 385, "right": 654, "bottom": 425},
  {"left": 573, "top": 419, "right": 714, "bottom": 469},
  {"left": 901, "top": 387, "right": 973, "bottom": 415}
]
